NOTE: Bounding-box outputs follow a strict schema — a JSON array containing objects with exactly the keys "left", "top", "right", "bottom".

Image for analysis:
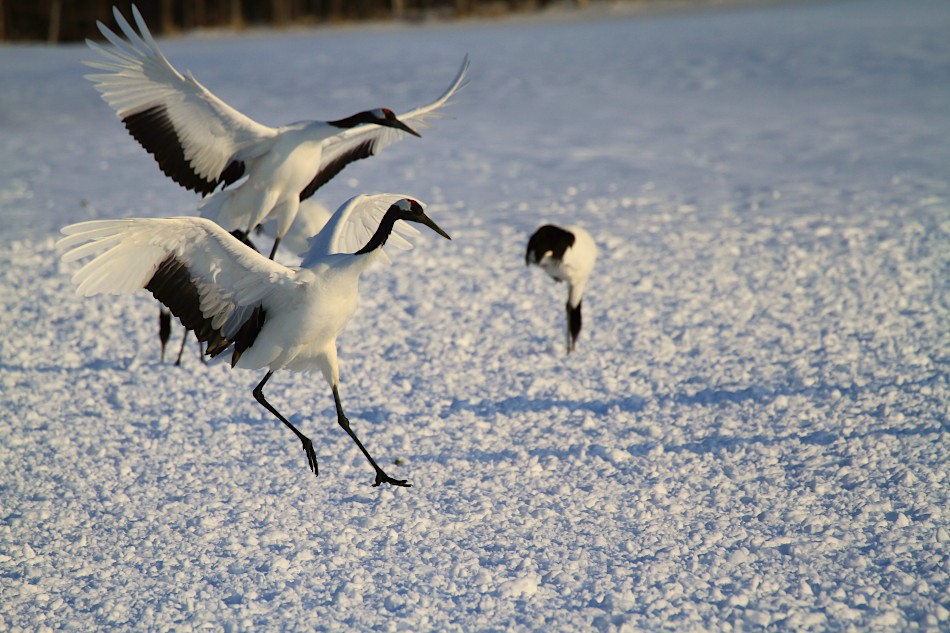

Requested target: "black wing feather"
[
  {"left": 298, "top": 139, "right": 376, "bottom": 202},
  {"left": 230, "top": 306, "right": 266, "bottom": 367},
  {"left": 146, "top": 255, "right": 228, "bottom": 352},
  {"left": 145, "top": 255, "right": 266, "bottom": 365},
  {"left": 123, "top": 105, "right": 225, "bottom": 196}
]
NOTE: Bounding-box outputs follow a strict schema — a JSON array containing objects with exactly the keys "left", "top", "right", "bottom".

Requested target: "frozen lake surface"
[{"left": 1, "top": 0, "right": 948, "bottom": 630}]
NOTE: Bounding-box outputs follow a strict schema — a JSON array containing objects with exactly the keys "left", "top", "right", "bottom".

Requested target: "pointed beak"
[
  {"left": 388, "top": 116, "right": 422, "bottom": 138},
  {"left": 420, "top": 212, "right": 451, "bottom": 240}
]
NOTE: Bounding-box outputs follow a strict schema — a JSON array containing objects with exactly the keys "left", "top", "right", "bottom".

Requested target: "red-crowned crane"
[
  {"left": 59, "top": 194, "right": 451, "bottom": 487},
  {"left": 85, "top": 5, "right": 468, "bottom": 259},
  {"left": 525, "top": 224, "right": 597, "bottom": 354}
]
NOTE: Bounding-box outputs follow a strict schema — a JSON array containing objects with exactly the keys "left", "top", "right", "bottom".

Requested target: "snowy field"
[{"left": 2, "top": 0, "right": 949, "bottom": 630}]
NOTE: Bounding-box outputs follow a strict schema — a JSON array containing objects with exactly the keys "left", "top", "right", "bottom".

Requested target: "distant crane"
[
  {"left": 525, "top": 224, "right": 597, "bottom": 353},
  {"left": 85, "top": 4, "right": 468, "bottom": 259},
  {"left": 59, "top": 194, "right": 451, "bottom": 487}
]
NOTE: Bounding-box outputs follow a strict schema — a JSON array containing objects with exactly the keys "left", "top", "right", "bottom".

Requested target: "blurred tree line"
[{"left": 1, "top": 0, "right": 586, "bottom": 42}]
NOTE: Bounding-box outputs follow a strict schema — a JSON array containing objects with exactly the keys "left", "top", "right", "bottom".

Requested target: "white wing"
[
  {"left": 300, "top": 194, "right": 422, "bottom": 267},
  {"left": 58, "top": 216, "right": 294, "bottom": 358},
  {"left": 84, "top": 5, "right": 277, "bottom": 194},
  {"left": 256, "top": 199, "right": 333, "bottom": 257},
  {"left": 300, "top": 56, "right": 470, "bottom": 201},
  {"left": 388, "top": 54, "right": 470, "bottom": 139}
]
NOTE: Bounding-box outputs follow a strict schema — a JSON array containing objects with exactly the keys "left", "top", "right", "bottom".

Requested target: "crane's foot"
[
  {"left": 373, "top": 470, "right": 411, "bottom": 488},
  {"left": 302, "top": 438, "right": 318, "bottom": 477}
]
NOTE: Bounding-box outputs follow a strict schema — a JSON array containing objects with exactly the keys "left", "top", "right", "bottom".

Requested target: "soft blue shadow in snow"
[{"left": 444, "top": 394, "right": 648, "bottom": 417}]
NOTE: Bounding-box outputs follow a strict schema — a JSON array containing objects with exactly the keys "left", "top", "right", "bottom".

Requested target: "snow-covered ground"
[{"left": 2, "top": 0, "right": 949, "bottom": 629}]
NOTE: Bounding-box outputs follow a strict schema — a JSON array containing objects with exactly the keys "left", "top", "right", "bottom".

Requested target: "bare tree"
[{"left": 48, "top": 0, "right": 61, "bottom": 43}]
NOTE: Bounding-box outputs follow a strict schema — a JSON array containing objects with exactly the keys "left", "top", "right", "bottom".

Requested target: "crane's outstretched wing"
[
  {"left": 298, "top": 56, "right": 470, "bottom": 201},
  {"left": 84, "top": 5, "right": 277, "bottom": 195},
  {"left": 58, "top": 217, "right": 293, "bottom": 364},
  {"left": 300, "top": 194, "right": 422, "bottom": 267}
]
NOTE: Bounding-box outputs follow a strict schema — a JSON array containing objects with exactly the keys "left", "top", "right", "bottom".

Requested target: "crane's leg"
[
  {"left": 332, "top": 385, "right": 410, "bottom": 488},
  {"left": 267, "top": 236, "right": 282, "bottom": 260},
  {"left": 252, "top": 371, "right": 318, "bottom": 477},
  {"left": 229, "top": 229, "right": 256, "bottom": 252},
  {"left": 159, "top": 310, "right": 172, "bottom": 362},
  {"left": 174, "top": 328, "right": 189, "bottom": 366},
  {"left": 171, "top": 329, "right": 208, "bottom": 366},
  {"left": 564, "top": 301, "right": 572, "bottom": 354}
]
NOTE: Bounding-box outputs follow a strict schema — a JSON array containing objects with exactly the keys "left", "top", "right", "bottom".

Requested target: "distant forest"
[{"left": 1, "top": 0, "right": 593, "bottom": 42}]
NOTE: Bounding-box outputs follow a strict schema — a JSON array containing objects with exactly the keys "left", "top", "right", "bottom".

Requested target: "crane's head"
[
  {"left": 391, "top": 198, "right": 451, "bottom": 240},
  {"left": 375, "top": 109, "right": 422, "bottom": 137}
]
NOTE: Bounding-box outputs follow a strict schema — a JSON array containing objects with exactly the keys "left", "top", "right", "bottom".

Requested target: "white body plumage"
[{"left": 196, "top": 120, "right": 377, "bottom": 247}]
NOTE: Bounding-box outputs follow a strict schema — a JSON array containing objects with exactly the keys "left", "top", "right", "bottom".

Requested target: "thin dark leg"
[
  {"left": 229, "top": 229, "right": 257, "bottom": 253},
  {"left": 267, "top": 237, "right": 281, "bottom": 260},
  {"left": 252, "top": 371, "right": 318, "bottom": 477},
  {"left": 159, "top": 310, "right": 171, "bottom": 362},
  {"left": 332, "top": 385, "right": 410, "bottom": 488},
  {"left": 564, "top": 302, "right": 572, "bottom": 354},
  {"left": 174, "top": 328, "right": 189, "bottom": 366}
]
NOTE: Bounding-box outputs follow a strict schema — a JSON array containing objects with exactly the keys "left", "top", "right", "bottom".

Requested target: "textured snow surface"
[{"left": 2, "top": 1, "right": 949, "bottom": 630}]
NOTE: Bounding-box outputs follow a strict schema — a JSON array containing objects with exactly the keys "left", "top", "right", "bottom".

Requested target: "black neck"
[
  {"left": 328, "top": 112, "right": 373, "bottom": 129},
  {"left": 355, "top": 209, "right": 401, "bottom": 255},
  {"left": 567, "top": 299, "right": 582, "bottom": 343}
]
